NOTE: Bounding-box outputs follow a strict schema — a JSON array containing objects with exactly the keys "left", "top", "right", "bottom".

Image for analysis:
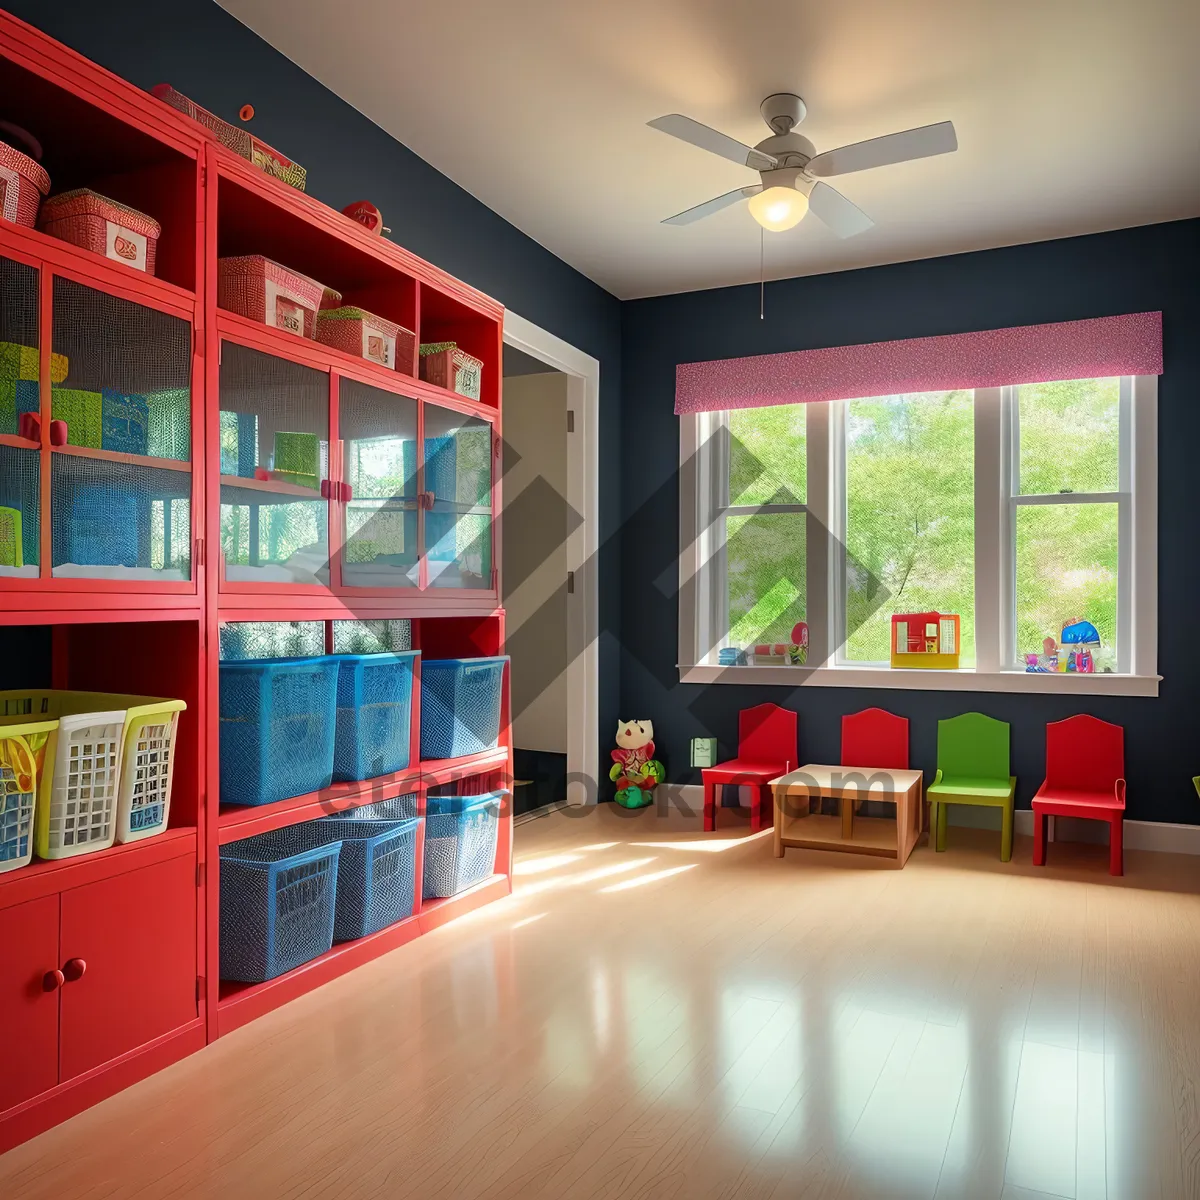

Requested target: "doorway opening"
[{"left": 501, "top": 312, "right": 599, "bottom": 819}]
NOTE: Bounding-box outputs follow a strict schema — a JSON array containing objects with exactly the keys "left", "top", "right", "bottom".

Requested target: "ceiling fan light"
[{"left": 748, "top": 185, "right": 808, "bottom": 232}]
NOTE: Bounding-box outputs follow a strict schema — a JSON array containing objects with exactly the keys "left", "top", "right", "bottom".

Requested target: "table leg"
[
  {"left": 840, "top": 789, "right": 853, "bottom": 840},
  {"left": 773, "top": 788, "right": 783, "bottom": 858}
]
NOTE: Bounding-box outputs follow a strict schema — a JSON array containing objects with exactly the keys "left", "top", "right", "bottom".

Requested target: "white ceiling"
[{"left": 220, "top": 0, "right": 1200, "bottom": 300}]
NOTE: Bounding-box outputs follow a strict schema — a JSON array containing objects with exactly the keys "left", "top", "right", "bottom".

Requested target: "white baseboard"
[{"left": 670, "top": 783, "right": 1200, "bottom": 857}]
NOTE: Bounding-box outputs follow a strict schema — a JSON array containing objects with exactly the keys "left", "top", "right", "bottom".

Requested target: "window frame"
[{"left": 678, "top": 375, "right": 1158, "bottom": 696}]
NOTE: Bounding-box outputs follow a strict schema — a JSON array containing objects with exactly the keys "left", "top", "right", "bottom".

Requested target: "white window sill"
[{"left": 679, "top": 663, "right": 1160, "bottom": 697}]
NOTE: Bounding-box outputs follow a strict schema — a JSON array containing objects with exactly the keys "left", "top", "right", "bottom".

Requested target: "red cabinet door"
[
  {"left": 59, "top": 855, "right": 197, "bottom": 1082},
  {"left": 0, "top": 895, "right": 60, "bottom": 1113}
]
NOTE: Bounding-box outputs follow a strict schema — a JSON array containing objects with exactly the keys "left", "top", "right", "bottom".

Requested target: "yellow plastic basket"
[
  {"left": 0, "top": 717, "right": 58, "bottom": 874},
  {"left": 0, "top": 691, "right": 186, "bottom": 860}
]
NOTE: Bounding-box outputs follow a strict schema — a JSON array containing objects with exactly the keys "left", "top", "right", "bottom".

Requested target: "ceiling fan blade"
[
  {"left": 807, "top": 182, "right": 874, "bottom": 239},
  {"left": 648, "top": 114, "right": 778, "bottom": 172},
  {"left": 807, "top": 120, "right": 957, "bottom": 177},
  {"left": 662, "top": 185, "right": 762, "bottom": 226}
]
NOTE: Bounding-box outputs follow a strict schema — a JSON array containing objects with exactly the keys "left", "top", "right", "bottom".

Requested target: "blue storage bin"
[
  {"left": 309, "top": 815, "right": 420, "bottom": 939},
  {"left": 101, "top": 389, "right": 149, "bottom": 455},
  {"left": 420, "top": 656, "right": 508, "bottom": 761},
  {"left": 333, "top": 651, "right": 418, "bottom": 782},
  {"left": 424, "top": 434, "right": 457, "bottom": 501},
  {"left": 219, "top": 656, "right": 338, "bottom": 806},
  {"left": 426, "top": 508, "right": 457, "bottom": 564},
  {"left": 339, "top": 792, "right": 419, "bottom": 821},
  {"left": 67, "top": 483, "right": 139, "bottom": 567},
  {"left": 423, "top": 792, "right": 503, "bottom": 899},
  {"left": 220, "top": 831, "right": 342, "bottom": 982}
]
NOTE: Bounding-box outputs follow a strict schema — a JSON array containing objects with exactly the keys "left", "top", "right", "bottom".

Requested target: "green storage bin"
[
  {"left": 51, "top": 387, "right": 103, "bottom": 449},
  {"left": 147, "top": 389, "right": 191, "bottom": 461}
]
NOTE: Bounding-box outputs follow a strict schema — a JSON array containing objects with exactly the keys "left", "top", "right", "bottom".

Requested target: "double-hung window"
[{"left": 680, "top": 374, "right": 1157, "bottom": 694}]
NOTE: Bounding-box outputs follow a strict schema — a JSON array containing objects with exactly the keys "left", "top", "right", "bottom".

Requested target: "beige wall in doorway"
[{"left": 503, "top": 370, "right": 568, "bottom": 754}]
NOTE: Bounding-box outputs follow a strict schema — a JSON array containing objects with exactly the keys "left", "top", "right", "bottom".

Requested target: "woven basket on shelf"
[
  {"left": 152, "top": 85, "right": 307, "bottom": 191},
  {"left": 38, "top": 190, "right": 161, "bottom": 275},
  {"left": 0, "top": 138, "right": 50, "bottom": 228},
  {"left": 316, "top": 307, "right": 414, "bottom": 373},
  {"left": 419, "top": 342, "right": 483, "bottom": 400}
]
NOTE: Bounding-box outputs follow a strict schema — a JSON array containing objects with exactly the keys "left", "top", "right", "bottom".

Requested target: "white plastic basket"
[
  {"left": 0, "top": 691, "right": 186, "bottom": 860},
  {"left": 0, "top": 718, "right": 57, "bottom": 874},
  {"left": 41, "top": 708, "right": 126, "bottom": 860},
  {"left": 116, "top": 705, "right": 183, "bottom": 843}
]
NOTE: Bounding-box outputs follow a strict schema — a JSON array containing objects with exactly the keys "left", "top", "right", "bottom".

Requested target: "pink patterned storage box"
[
  {"left": 419, "top": 342, "right": 483, "bottom": 400},
  {"left": 218, "top": 256, "right": 326, "bottom": 339},
  {"left": 0, "top": 138, "right": 50, "bottom": 229},
  {"left": 37, "top": 190, "right": 161, "bottom": 274},
  {"left": 152, "top": 85, "right": 307, "bottom": 192},
  {"left": 316, "top": 307, "right": 415, "bottom": 373}
]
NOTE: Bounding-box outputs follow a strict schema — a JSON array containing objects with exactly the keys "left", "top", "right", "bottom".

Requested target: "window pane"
[
  {"left": 1018, "top": 377, "right": 1119, "bottom": 495},
  {"left": 844, "top": 392, "right": 975, "bottom": 664},
  {"left": 726, "top": 511, "right": 805, "bottom": 647},
  {"left": 729, "top": 404, "right": 806, "bottom": 507},
  {"left": 1016, "top": 503, "right": 1117, "bottom": 670}
]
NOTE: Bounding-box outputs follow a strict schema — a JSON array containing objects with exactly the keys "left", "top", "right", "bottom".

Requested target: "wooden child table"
[{"left": 771, "top": 765, "right": 925, "bottom": 867}]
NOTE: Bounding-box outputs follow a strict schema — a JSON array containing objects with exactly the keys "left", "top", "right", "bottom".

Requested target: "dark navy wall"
[
  {"left": 5, "top": 0, "right": 623, "bottom": 760},
  {"left": 621, "top": 219, "right": 1200, "bottom": 824}
]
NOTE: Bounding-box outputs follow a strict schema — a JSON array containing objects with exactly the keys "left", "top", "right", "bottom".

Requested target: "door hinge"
[
  {"left": 567, "top": 570, "right": 575, "bottom": 594},
  {"left": 567, "top": 410, "right": 575, "bottom": 434}
]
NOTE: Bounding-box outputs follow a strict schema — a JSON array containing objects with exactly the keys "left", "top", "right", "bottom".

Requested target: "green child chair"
[{"left": 926, "top": 712, "right": 1017, "bottom": 862}]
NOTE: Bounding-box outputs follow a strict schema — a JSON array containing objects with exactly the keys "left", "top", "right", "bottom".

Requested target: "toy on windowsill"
[
  {"left": 1061, "top": 619, "right": 1101, "bottom": 673},
  {"left": 890, "top": 612, "right": 961, "bottom": 669},
  {"left": 610, "top": 719, "right": 664, "bottom": 809},
  {"left": 752, "top": 643, "right": 790, "bottom": 665},
  {"left": 717, "top": 647, "right": 747, "bottom": 666},
  {"left": 790, "top": 621, "right": 809, "bottom": 665},
  {"left": 1025, "top": 619, "right": 1106, "bottom": 674}
]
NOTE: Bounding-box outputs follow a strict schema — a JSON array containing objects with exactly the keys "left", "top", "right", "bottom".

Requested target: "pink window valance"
[{"left": 674, "top": 311, "right": 1162, "bottom": 415}]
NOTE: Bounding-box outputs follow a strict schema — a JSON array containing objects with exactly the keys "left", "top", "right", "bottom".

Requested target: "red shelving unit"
[{"left": 0, "top": 11, "right": 513, "bottom": 1154}]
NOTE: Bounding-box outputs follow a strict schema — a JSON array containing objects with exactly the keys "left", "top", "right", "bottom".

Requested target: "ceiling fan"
[{"left": 649, "top": 93, "right": 957, "bottom": 237}]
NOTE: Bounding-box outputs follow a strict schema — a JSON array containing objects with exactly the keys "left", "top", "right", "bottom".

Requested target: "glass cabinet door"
[
  {"left": 49, "top": 278, "right": 192, "bottom": 581},
  {"left": 339, "top": 377, "right": 418, "bottom": 588},
  {"left": 0, "top": 255, "right": 41, "bottom": 578},
  {"left": 424, "top": 404, "right": 493, "bottom": 590},
  {"left": 219, "top": 343, "right": 329, "bottom": 586}
]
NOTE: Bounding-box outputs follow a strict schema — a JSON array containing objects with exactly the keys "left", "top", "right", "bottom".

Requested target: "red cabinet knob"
[
  {"left": 63, "top": 958, "right": 87, "bottom": 983},
  {"left": 43, "top": 969, "right": 65, "bottom": 992}
]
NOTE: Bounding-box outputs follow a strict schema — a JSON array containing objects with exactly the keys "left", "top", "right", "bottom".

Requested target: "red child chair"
[
  {"left": 702, "top": 703, "right": 797, "bottom": 833},
  {"left": 839, "top": 707, "right": 913, "bottom": 834},
  {"left": 842, "top": 707, "right": 909, "bottom": 772},
  {"left": 1032, "top": 714, "right": 1126, "bottom": 876}
]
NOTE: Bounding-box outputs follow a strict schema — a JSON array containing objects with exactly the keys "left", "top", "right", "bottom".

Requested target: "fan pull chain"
[{"left": 759, "top": 225, "right": 765, "bottom": 320}]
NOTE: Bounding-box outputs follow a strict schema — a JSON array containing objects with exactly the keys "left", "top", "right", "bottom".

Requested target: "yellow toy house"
[{"left": 891, "top": 612, "right": 962, "bottom": 669}]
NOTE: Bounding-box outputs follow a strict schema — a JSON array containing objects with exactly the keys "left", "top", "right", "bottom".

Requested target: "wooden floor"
[{"left": 4, "top": 803, "right": 1200, "bottom": 1199}]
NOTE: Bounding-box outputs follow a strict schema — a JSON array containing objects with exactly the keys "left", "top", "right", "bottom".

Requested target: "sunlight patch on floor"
[
  {"left": 511, "top": 913, "right": 548, "bottom": 929},
  {"left": 513, "top": 854, "right": 584, "bottom": 876},
  {"left": 632, "top": 828, "right": 774, "bottom": 854},
  {"left": 599, "top": 864, "right": 698, "bottom": 892},
  {"left": 515, "top": 857, "right": 660, "bottom": 897}
]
